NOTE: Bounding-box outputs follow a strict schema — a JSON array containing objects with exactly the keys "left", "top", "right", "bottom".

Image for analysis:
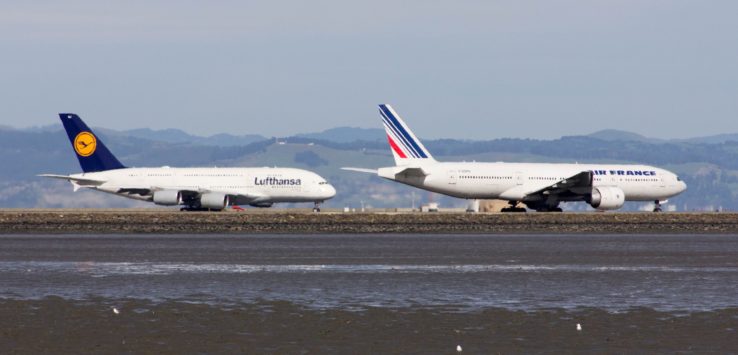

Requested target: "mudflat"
[
  {"left": 1, "top": 298, "right": 736, "bottom": 354},
  {"left": 1, "top": 234, "right": 737, "bottom": 353}
]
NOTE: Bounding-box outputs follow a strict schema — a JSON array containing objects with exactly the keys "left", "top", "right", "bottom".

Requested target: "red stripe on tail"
[{"left": 387, "top": 134, "right": 407, "bottom": 158}]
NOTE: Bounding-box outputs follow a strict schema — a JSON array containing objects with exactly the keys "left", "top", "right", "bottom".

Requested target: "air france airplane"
[
  {"left": 343, "top": 105, "right": 686, "bottom": 212},
  {"left": 41, "top": 114, "right": 336, "bottom": 211}
]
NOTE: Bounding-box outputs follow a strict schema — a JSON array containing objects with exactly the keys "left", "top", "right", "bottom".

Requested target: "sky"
[{"left": 1, "top": 1, "right": 737, "bottom": 140}]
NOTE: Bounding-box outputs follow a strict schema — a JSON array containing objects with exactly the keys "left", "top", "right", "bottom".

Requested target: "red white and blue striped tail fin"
[{"left": 378, "top": 104, "right": 435, "bottom": 166}]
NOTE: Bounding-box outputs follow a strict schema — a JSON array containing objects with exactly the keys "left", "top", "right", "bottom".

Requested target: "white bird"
[
  {"left": 113, "top": 307, "right": 120, "bottom": 315},
  {"left": 456, "top": 345, "right": 462, "bottom": 352},
  {"left": 576, "top": 323, "right": 582, "bottom": 331}
]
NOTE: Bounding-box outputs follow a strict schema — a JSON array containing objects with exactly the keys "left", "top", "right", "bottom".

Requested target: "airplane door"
[
  {"left": 660, "top": 175, "right": 666, "bottom": 188},
  {"left": 448, "top": 170, "right": 457, "bottom": 185},
  {"left": 515, "top": 171, "right": 525, "bottom": 186}
]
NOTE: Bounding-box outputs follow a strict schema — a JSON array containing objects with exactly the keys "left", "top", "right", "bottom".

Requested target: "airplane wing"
[
  {"left": 116, "top": 186, "right": 269, "bottom": 205},
  {"left": 193, "top": 187, "right": 270, "bottom": 206},
  {"left": 523, "top": 170, "right": 594, "bottom": 199},
  {"left": 117, "top": 188, "right": 153, "bottom": 196}
]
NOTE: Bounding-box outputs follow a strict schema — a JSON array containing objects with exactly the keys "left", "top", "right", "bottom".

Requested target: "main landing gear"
[
  {"left": 501, "top": 201, "right": 527, "bottom": 213},
  {"left": 653, "top": 200, "right": 662, "bottom": 212},
  {"left": 543, "top": 207, "right": 564, "bottom": 212}
]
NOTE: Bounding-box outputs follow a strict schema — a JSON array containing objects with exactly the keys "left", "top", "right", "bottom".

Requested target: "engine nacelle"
[
  {"left": 152, "top": 190, "right": 182, "bottom": 206},
  {"left": 589, "top": 186, "right": 625, "bottom": 210},
  {"left": 200, "top": 193, "right": 230, "bottom": 210}
]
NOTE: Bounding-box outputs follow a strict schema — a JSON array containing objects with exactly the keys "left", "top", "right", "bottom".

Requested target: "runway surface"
[{"left": 1, "top": 234, "right": 737, "bottom": 353}]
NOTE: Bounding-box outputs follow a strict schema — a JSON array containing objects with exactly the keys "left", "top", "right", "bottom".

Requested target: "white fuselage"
[
  {"left": 379, "top": 162, "right": 686, "bottom": 202},
  {"left": 72, "top": 167, "right": 336, "bottom": 205}
]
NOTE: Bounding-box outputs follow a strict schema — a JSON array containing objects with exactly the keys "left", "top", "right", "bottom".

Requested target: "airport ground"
[{"left": 1, "top": 208, "right": 738, "bottom": 234}]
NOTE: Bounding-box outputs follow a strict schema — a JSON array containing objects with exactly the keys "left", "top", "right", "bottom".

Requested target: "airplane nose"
[
  {"left": 322, "top": 184, "right": 336, "bottom": 199},
  {"left": 679, "top": 181, "right": 687, "bottom": 193}
]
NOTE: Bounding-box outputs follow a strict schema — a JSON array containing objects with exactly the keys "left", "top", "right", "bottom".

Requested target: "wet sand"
[
  {"left": 1, "top": 298, "right": 736, "bottom": 354},
  {"left": 2, "top": 209, "right": 738, "bottom": 233},
  {"left": 1, "top": 234, "right": 737, "bottom": 353}
]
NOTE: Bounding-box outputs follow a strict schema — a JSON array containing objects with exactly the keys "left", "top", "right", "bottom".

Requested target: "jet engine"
[
  {"left": 589, "top": 186, "right": 625, "bottom": 210},
  {"left": 200, "top": 193, "right": 230, "bottom": 210},
  {"left": 152, "top": 190, "right": 182, "bottom": 206}
]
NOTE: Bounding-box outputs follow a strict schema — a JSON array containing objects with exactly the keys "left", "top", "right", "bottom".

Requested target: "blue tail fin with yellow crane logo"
[{"left": 59, "top": 113, "right": 126, "bottom": 173}]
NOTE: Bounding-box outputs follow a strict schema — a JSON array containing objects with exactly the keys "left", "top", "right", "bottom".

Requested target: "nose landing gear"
[
  {"left": 313, "top": 201, "right": 322, "bottom": 213},
  {"left": 653, "top": 200, "right": 662, "bottom": 212}
]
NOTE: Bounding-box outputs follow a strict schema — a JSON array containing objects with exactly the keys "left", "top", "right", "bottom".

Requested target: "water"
[{"left": 1, "top": 234, "right": 737, "bottom": 312}]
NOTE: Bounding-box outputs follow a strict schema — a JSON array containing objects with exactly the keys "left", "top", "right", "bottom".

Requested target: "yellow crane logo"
[{"left": 74, "top": 131, "right": 97, "bottom": 157}]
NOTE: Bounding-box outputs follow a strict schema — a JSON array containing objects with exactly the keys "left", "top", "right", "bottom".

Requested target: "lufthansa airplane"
[
  {"left": 41, "top": 114, "right": 336, "bottom": 211},
  {"left": 344, "top": 105, "right": 686, "bottom": 212}
]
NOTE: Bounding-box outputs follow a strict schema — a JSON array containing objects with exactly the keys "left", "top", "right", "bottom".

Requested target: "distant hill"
[
  {"left": 587, "top": 129, "right": 738, "bottom": 145},
  {"left": 6, "top": 125, "right": 267, "bottom": 146},
  {"left": 296, "top": 127, "right": 384, "bottom": 143},
  {"left": 113, "top": 128, "right": 267, "bottom": 146},
  {"left": 7, "top": 122, "right": 738, "bottom": 146},
  {"left": 678, "top": 133, "right": 738, "bottom": 144},
  {"left": 586, "top": 129, "right": 659, "bottom": 143},
  {"left": 121, "top": 128, "right": 195, "bottom": 143},
  {"left": 13, "top": 124, "right": 60, "bottom": 133}
]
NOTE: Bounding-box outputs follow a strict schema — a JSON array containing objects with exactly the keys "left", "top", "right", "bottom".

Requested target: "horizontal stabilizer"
[
  {"left": 375, "top": 166, "right": 430, "bottom": 180},
  {"left": 38, "top": 174, "right": 105, "bottom": 186},
  {"left": 341, "top": 167, "right": 378, "bottom": 174},
  {"left": 393, "top": 166, "right": 428, "bottom": 177}
]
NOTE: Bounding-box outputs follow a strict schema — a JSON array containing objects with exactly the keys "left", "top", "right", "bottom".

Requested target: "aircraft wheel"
[{"left": 503, "top": 207, "right": 526, "bottom": 213}]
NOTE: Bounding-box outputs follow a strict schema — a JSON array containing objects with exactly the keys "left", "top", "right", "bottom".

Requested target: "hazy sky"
[{"left": 1, "top": 1, "right": 736, "bottom": 139}]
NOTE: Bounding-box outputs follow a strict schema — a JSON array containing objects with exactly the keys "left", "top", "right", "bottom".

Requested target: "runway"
[{"left": 1, "top": 234, "right": 737, "bottom": 353}]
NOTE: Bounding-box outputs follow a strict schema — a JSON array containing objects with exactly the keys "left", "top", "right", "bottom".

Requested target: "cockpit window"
[
  {"left": 318, "top": 181, "right": 328, "bottom": 185},
  {"left": 676, "top": 176, "right": 682, "bottom": 181}
]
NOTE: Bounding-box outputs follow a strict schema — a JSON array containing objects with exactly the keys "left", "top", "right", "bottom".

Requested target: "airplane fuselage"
[
  {"left": 73, "top": 167, "right": 336, "bottom": 205},
  {"left": 379, "top": 162, "right": 686, "bottom": 203}
]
